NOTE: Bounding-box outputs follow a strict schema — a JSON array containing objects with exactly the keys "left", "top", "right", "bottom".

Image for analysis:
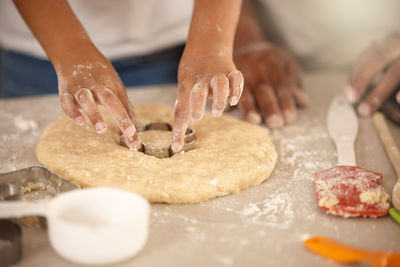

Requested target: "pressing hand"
[
  {"left": 57, "top": 46, "right": 141, "bottom": 150},
  {"left": 171, "top": 0, "right": 243, "bottom": 152}
]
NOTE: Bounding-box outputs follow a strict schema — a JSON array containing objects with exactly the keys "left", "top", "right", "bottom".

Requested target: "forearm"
[
  {"left": 234, "top": 0, "right": 266, "bottom": 50},
  {"left": 186, "top": 0, "right": 242, "bottom": 55},
  {"left": 13, "top": 0, "right": 95, "bottom": 71}
]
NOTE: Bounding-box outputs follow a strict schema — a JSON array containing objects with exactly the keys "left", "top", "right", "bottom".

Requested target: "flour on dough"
[{"left": 36, "top": 104, "right": 277, "bottom": 204}]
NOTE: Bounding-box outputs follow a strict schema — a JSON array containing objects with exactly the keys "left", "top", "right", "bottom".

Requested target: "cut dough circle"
[{"left": 36, "top": 104, "right": 277, "bottom": 204}]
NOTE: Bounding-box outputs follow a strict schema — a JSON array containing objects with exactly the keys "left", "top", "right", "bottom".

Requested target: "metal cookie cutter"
[
  {"left": 120, "top": 122, "right": 195, "bottom": 158},
  {"left": 0, "top": 166, "right": 80, "bottom": 228}
]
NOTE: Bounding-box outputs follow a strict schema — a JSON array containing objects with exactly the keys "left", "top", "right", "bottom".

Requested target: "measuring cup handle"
[{"left": 0, "top": 200, "right": 48, "bottom": 218}]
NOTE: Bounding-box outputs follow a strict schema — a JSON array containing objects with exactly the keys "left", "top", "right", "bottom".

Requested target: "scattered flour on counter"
[
  {"left": 0, "top": 111, "right": 40, "bottom": 172},
  {"left": 14, "top": 115, "right": 38, "bottom": 132},
  {"left": 215, "top": 255, "right": 233, "bottom": 266},
  {"left": 237, "top": 192, "right": 295, "bottom": 229}
]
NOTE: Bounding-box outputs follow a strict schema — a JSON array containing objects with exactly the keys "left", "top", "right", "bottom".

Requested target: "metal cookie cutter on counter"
[
  {"left": 0, "top": 166, "right": 80, "bottom": 228},
  {"left": 120, "top": 122, "right": 195, "bottom": 158},
  {"left": 0, "top": 166, "right": 80, "bottom": 265}
]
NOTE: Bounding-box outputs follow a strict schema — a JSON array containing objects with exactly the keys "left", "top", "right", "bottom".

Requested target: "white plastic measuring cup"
[{"left": 0, "top": 187, "right": 150, "bottom": 265}]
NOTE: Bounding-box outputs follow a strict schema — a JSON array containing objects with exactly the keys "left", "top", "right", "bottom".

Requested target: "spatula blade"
[
  {"left": 314, "top": 166, "right": 389, "bottom": 217},
  {"left": 327, "top": 95, "right": 358, "bottom": 166}
]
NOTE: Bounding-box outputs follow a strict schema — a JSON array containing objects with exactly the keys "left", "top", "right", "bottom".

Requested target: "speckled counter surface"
[{"left": 1, "top": 72, "right": 399, "bottom": 267}]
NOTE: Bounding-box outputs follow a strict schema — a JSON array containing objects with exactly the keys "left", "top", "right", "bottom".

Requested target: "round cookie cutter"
[{"left": 120, "top": 122, "right": 195, "bottom": 158}]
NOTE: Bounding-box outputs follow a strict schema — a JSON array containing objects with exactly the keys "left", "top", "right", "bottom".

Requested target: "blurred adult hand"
[
  {"left": 344, "top": 33, "right": 400, "bottom": 116},
  {"left": 56, "top": 43, "right": 141, "bottom": 150},
  {"left": 234, "top": 42, "right": 309, "bottom": 128}
]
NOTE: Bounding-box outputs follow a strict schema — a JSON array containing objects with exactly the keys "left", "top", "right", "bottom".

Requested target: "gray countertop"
[{"left": 1, "top": 72, "right": 399, "bottom": 267}]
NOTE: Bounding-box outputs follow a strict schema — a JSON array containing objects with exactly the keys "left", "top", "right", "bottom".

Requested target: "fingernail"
[
  {"left": 95, "top": 122, "right": 106, "bottom": 133},
  {"left": 344, "top": 84, "right": 357, "bottom": 103},
  {"left": 126, "top": 136, "right": 140, "bottom": 150},
  {"left": 358, "top": 103, "right": 371, "bottom": 117},
  {"left": 75, "top": 116, "right": 85, "bottom": 126},
  {"left": 297, "top": 92, "right": 310, "bottom": 106},
  {"left": 230, "top": 96, "right": 239, "bottom": 106},
  {"left": 125, "top": 126, "right": 136, "bottom": 137},
  {"left": 246, "top": 111, "right": 262, "bottom": 124},
  {"left": 266, "top": 114, "right": 284, "bottom": 128},
  {"left": 128, "top": 143, "right": 141, "bottom": 151},
  {"left": 171, "top": 142, "right": 182, "bottom": 153},
  {"left": 192, "top": 110, "right": 204, "bottom": 120},
  {"left": 283, "top": 110, "right": 296, "bottom": 123}
]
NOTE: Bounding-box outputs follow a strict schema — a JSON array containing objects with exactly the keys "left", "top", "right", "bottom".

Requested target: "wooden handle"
[
  {"left": 372, "top": 112, "right": 400, "bottom": 177},
  {"left": 373, "top": 112, "right": 400, "bottom": 210}
]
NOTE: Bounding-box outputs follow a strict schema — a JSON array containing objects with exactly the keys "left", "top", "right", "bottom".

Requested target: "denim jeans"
[{"left": 0, "top": 44, "right": 184, "bottom": 98}]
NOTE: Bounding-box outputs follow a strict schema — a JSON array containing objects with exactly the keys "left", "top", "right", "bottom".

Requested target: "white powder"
[
  {"left": 14, "top": 115, "right": 38, "bottom": 132},
  {"left": 215, "top": 255, "right": 233, "bottom": 266},
  {"left": 0, "top": 111, "right": 40, "bottom": 173},
  {"left": 236, "top": 192, "right": 295, "bottom": 230}
]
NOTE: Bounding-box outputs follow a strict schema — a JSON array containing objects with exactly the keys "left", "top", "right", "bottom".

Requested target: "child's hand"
[
  {"left": 171, "top": 0, "right": 243, "bottom": 153},
  {"left": 56, "top": 44, "right": 141, "bottom": 150},
  {"left": 171, "top": 48, "right": 244, "bottom": 152},
  {"left": 13, "top": 0, "right": 140, "bottom": 150}
]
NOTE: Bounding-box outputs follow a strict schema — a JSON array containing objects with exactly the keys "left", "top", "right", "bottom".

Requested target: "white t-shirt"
[
  {"left": 1, "top": 0, "right": 399, "bottom": 70},
  {"left": 0, "top": 0, "right": 194, "bottom": 60}
]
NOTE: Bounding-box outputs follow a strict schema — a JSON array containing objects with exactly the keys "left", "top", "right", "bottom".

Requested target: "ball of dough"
[{"left": 36, "top": 104, "right": 277, "bottom": 204}]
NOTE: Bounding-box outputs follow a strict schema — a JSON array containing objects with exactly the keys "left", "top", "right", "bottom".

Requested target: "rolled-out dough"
[{"left": 36, "top": 104, "right": 277, "bottom": 204}]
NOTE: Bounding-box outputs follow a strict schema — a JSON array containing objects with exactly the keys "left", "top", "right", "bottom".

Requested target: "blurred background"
[{"left": 0, "top": 0, "right": 399, "bottom": 97}]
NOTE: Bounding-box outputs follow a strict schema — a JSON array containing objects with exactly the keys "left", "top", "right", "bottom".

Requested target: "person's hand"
[
  {"left": 170, "top": 0, "right": 243, "bottom": 153},
  {"left": 56, "top": 43, "right": 141, "bottom": 150},
  {"left": 171, "top": 47, "right": 244, "bottom": 152},
  {"left": 344, "top": 33, "right": 400, "bottom": 116},
  {"left": 234, "top": 42, "right": 309, "bottom": 128}
]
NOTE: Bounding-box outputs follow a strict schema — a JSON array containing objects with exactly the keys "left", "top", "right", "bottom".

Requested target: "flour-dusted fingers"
[
  {"left": 345, "top": 33, "right": 400, "bottom": 103},
  {"left": 210, "top": 74, "right": 230, "bottom": 117},
  {"left": 74, "top": 88, "right": 106, "bottom": 133},
  {"left": 94, "top": 86, "right": 140, "bottom": 150},
  {"left": 238, "top": 84, "right": 262, "bottom": 124},
  {"left": 253, "top": 84, "right": 284, "bottom": 128},
  {"left": 358, "top": 59, "right": 400, "bottom": 117},
  {"left": 59, "top": 91, "right": 85, "bottom": 126},
  {"left": 112, "top": 81, "right": 141, "bottom": 126},
  {"left": 190, "top": 77, "right": 209, "bottom": 120},
  {"left": 125, "top": 100, "right": 141, "bottom": 127},
  {"left": 172, "top": 79, "right": 193, "bottom": 153},
  {"left": 227, "top": 69, "right": 244, "bottom": 106}
]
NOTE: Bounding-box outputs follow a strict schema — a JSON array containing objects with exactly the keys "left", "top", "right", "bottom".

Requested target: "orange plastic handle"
[{"left": 303, "top": 236, "right": 395, "bottom": 267}]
